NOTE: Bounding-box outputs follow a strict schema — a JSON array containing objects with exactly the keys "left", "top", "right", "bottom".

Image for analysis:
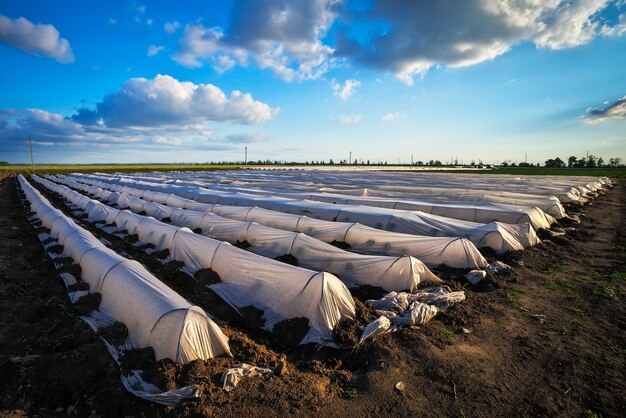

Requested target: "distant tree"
[
  {"left": 608, "top": 157, "right": 623, "bottom": 167},
  {"left": 567, "top": 156, "right": 577, "bottom": 168},
  {"left": 586, "top": 155, "right": 597, "bottom": 168},
  {"left": 574, "top": 157, "right": 586, "bottom": 168},
  {"left": 597, "top": 157, "right": 604, "bottom": 167},
  {"left": 0, "top": 161, "right": 8, "bottom": 166},
  {"left": 329, "top": 159, "right": 334, "bottom": 165},
  {"left": 544, "top": 157, "right": 565, "bottom": 168},
  {"left": 366, "top": 160, "right": 370, "bottom": 165},
  {"left": 417, "top": 160, "right": 423, "bottom": 165},
  {"left": 433, "top": 160, "right": 442, "bottom": 166}
]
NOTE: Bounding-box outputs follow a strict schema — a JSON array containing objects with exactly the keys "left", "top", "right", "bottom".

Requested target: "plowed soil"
[{"left": 1, "top": 173, "right": 624, "bottom": 418}]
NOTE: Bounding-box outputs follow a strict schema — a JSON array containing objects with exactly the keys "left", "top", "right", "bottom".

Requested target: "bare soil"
[{"left": 1, "top": 173, "right": 624, "bottom": 417}]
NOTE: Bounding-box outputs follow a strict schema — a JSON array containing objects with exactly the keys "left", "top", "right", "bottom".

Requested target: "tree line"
[{"left": 544, "top": 155, "right": 623, "bottom": 168}]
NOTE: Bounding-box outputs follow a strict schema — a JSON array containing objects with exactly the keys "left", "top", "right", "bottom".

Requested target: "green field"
[
  {"left": 421, "top": 167, "right": 626, "bottom": 178},
  {"left": 1, "top": 164, "right": 625, "bottom": 178},
  {"left": 0, "top": 164, "right": 242, "bottom": 175}
]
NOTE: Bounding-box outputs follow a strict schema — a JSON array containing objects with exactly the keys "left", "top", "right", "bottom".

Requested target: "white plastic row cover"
[
  {"left": 113, "top": 171, "right": 572, "bottom": 218},
  {"left": 62, "top": 173, "right": 488, "bottom": 269},
  {"left": 72, "top": 173, "right": 541, "bottom": 254},
  {"left": 139, "top": 178, "right": 557, "bottom": 230},
  {"left": 33, "top": 175, "right": 355, "bottom": 344},
  {"left": 18, "top": 175, "right": 230, "bottom": 364},
  {"left": 52, "top": 175, "right": 442, "bottom": 292}
]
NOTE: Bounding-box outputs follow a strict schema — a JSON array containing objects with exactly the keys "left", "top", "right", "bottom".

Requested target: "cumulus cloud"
[
  {"left": 164, "top": 20, "right": 180, "bottom": 35},
  {"left": 147, "top": 44, "right": 164, "bottom": 56},
  {"left": 335, "top": 0, "right": 619, "bottom": 84},
  {"left": 167, "top": 1, "right": 624, "bottom": 84},
  {"left": 173, "top": 0, "right": 338, "bottom": 80},
  {"left": 70, "top": 74, "right": 278, "bottom": 128},
  {"left": 172, "top": 25, "right": 232, "bottom": 68},
  {"left": 1, "top": 108, "right": 83, "bottom": 139},
  {"left": 331, "top": 79, "right": 360, "bottom": 100},
  {"left": 585, "top": 96, "right": 626, "bottom": 123},
  {"left": 339, "top": 114, "right": 362, "bottom": 124},
  {"left": 533, "top": 0, "right": 608, "bottom": 49},
  {"left": 0, "top": 107, "right": 272, "bottom": 156},
  {"left": 0, "top": 15, "right": 74, "bottom": 63},
  {"left": 382, "top": 112, "right": 402, "bottom": 121}
]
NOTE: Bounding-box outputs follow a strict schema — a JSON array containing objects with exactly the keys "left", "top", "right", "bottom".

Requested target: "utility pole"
[
  {"left": 349, "top": 150, "right": 352, "bottom": 165},
  {"left": 411, "top": 154, "right": 414, "bottom": 165},
  {"left": 29, "top": 136, "right": 34, "bottom": 165},
  {"left": 244, "top": 146, "right": 247, "bottom": 165}
]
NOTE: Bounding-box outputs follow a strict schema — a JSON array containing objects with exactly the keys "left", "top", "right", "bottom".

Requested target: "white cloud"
[
  {"left": 533, "top": 0, "right": 608, "bottom": 49},
  {"left": 584, "top": 96, "right": 626, "bottom": 123},
  {"left": 382, "top": 112, "right": 402, "bottom": 121},
  {"left": 147, "top": 44, "right": 165, "bottom": 56},
  {"left": 172, "top": 25, "right": 229, "bottom": 68},
  {"left": 339, "top": 114, "right": 362, "bottom": 124},
  {"left": 336, "top": 0, "right": 619, "bottom": 84},
  {"left": 146, "top": 18, "right": 153, "bottom": 27},
  {"left": 169, "top": 1, "right": 623, "bottom": 84},
  {"left": 0, "top": 106, "right": 273, "bottom": 155},
  {"left": 164, "top": 20, "right": 180, "bottom": 35},
  {"left": 137, "top": 5, "right": 146, "bottom": 14},
  {"left": 70, "top": 74, "right": 278, "bottom": 128},
  {"left": 331, "top": 79, "right": 361, "bottom": 100},
  {"left": 0, "top": 15, "right": 74, "bottom": 63},
  {"left": 108, "top": 18, "right": 118, "bottom": 26},
  {"left": 173, "top": 0, "right": 337, "bottom": 81}
]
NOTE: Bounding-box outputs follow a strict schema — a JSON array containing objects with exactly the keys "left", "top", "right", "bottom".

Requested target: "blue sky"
[{"left": 0, "top": 0, "right": 625, "bottom": 164}]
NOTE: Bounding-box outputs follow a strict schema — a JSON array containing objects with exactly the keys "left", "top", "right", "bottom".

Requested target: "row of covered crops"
[{"left": 18, "top": 169, "right": 612, "bottom": 402}]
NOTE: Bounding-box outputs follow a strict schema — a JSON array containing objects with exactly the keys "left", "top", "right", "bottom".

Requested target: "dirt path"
[{"left": 1, "top": 175, "right": 624, "bottom": 417}]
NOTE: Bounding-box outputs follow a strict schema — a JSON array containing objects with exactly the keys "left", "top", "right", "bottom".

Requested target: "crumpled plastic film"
[{"left": 221, "top": 364, "right": 274, "bottom": 392}]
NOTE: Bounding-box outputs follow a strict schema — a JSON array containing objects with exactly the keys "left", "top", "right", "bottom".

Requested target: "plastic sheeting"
[
  {"left": 51, "top": 176, "right": 442, "bottom": 292},
  {"left": 59, "top": 174, "right": 488, "bottom": 269},
  {"left": 359, "top": 286, "right": 465, "bottom": 344},
  {"left": 221, "top": 364, "right": 273, "bottom": 392},
  {"left": 133, "top": 179, "right": 557, "bottom": 230},
  {"left": 33, "top": 175, "right": 355, "bottom": 344},
  {"left": 18, "top": 175, "right": 230, "bottom": 363},
  {"left": 170, "top": 169, "right": 611, "bottom": 204},
  {"left": 67, "top": 173, "right": 539, "bottom": 254}
]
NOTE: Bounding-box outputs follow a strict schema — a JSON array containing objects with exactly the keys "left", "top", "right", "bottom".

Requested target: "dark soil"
[
  {"left": 1, "top": 173, "right": 624, "bottom": 417},
  {"left": 274, "top": 253, "right": 299, "bottom": 266}
]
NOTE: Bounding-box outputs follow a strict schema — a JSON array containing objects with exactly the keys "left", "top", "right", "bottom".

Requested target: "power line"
[{"left": 29, "top": 136, "right": 34, "bottom": 165}]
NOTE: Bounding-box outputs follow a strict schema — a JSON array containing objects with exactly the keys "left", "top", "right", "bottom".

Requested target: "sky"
[{"left": 0, "top": 0, "right": 625, "bottom": 165}]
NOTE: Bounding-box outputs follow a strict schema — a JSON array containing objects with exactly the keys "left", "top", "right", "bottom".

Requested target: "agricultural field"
[{"left": 0, "top": 169, "right": 625, "bottom": 418}]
